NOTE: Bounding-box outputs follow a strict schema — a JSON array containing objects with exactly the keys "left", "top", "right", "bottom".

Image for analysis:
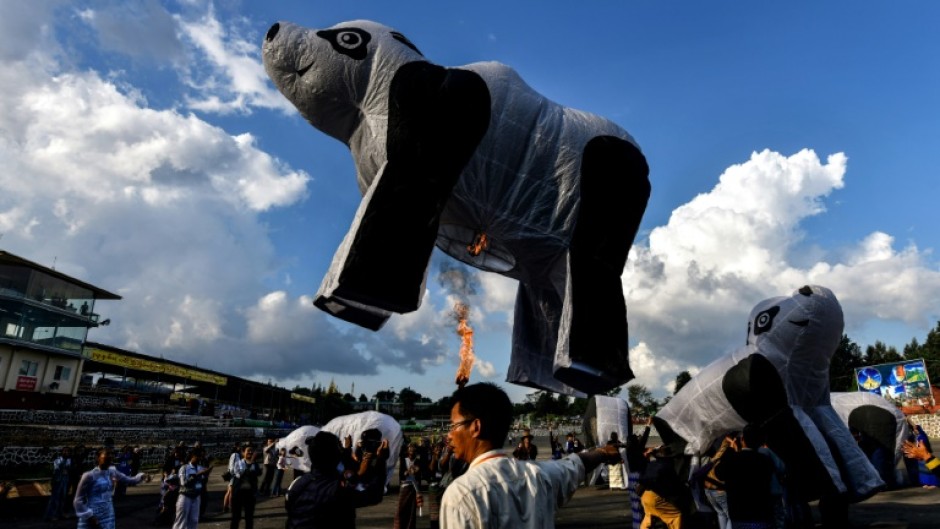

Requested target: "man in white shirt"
[{"left": 440, "top": 383, "right": 622, "bottom": 529}]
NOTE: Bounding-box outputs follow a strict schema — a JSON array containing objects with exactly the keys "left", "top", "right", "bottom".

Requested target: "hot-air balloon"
[
  {"left": 262, "top": 20, "right": 650, "bottom": 395},
  {"left": 831, "top": 391, "right": 910, "bottom": 487},
  {"left": 653, "top": 286, "right": 884, "bottom": 506}
]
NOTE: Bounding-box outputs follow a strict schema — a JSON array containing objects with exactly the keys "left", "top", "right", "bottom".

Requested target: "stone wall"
[
  {"left": 908, "top": 413, "right": 940, "bottom": 438},
  {"left": 0, "top": 409, "right": 223, "bottom": 427},
  {"left": 0, "top": 409, "right": 294, "bottom": 475}
]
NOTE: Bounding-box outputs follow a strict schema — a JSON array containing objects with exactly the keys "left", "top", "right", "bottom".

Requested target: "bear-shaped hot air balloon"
[
  {"left": 262, "top": 20, "right": 651, "bottom": 395},
  {"left": 654, "top": 286, "right": 884, "bottom": 504}
]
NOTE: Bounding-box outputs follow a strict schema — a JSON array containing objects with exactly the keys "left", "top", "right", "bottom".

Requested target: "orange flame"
[
  {"left": 454, "top": 302, "right": 475, "bottom": 387},
  {"left": 467, "top": 232, "right": 489, "bottom": 257}
]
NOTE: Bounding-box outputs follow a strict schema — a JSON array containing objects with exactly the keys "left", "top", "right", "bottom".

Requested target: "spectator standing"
[
  {"left": 512, "top": 433, "right": 538, "bottom": 460},
  {"left": 222, "top": 443, "right": 242, "bottom": 514},
  {"left": 229, "top": 445, "right": 262, "bottom": 529},
  {"left": 438, "top": 382, "right": 622, "bottom": 529},
  {"left": 626, "top": 418, "right": 652, "bottom": 529},
  {"left": 113, "top": 445, "right": 134, "bottom": 499},
  {"left": 175, "top": 449, "right": 213, "bottom": 529},
  {"left": 638, "top": 446, "right": 688, "bottom": 529},
  {"left": 44, "top": 446, "right": 72, "bottom": 521},
  {"left": 396, "top": 443, "right": 425, "bottom": 529},
  {"left": 73, "top": 448, "right": 149, "bottom": 529},
  {"left": 914, "top": 424, "right": 939, "bottom": 488},
  {"left": 701, "top": 435, "right": 733, "bottom": 529},
  {"left": 259, "top": 438, "right": 279, "bottom": 496},
  {"left": 564, "top": 433, "right": 584, "bottom": 455},
  {"left": 606, "top": 432, "right": 627, "bottom": 490},
  {"left": 713, "top": 425, "right": 776, "bottom": 529},
  {"left": 272, "top": 448, "right": 289, "bottom": 497},
  {"left": 68, "top": 444, "right": 88, "bottom": 498},
  {"left": 548, "top": 430, "right": 564, "bottom": 460},
  {"left": 130, "top": 446, "right": 143, "bottom": 475},
  {"left": 284, "top": 431, "right": 389, "bottom": 529},
  {"left": 757, "top": 440, "right": 786, "bottom": 529}
]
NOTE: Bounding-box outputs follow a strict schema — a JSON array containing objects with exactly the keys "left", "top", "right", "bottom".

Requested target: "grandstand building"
[{"left": 0, "top": 250, "right": 119, "bottom": 409}]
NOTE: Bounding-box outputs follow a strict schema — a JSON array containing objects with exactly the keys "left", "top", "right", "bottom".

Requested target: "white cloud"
[
  {"left": 623, "top": 149, "right": 940, "bottom": 396},
  {"left": 475, "top": 358, "right": 497, "bottom": 378},
  {"left": 174, "top": 4, "right": 294, "bottom": 114}
]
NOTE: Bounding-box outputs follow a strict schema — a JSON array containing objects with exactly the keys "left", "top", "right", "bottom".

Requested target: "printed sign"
[
  {"left": 855, "top": 358, "right": 933, "bottom": 407},
  {"left": 15, "top": 375, "right": 37, "bottom": 391}
]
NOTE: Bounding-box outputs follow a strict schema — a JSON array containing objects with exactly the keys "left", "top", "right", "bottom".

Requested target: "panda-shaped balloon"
[
  {"left": 654, "top": 285, "right": 884, "bottom": 503},
  {"left": 262, "top": 20, "right": 651, "bottom": 395}
]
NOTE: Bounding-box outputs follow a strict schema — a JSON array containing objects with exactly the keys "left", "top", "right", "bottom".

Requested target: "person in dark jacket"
[
  {"left": 285, "top": 430, "right": 389, "bottom": 529},
  {"left": 713, "top": 424, "right": 776, "bottom": 529},
  {"left": 638, "top": 445, "right": 689, "bottom": 529}
]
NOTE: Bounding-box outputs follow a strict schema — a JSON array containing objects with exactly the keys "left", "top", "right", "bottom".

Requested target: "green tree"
[
  {"left": 864, "top": 341, "right": 902, "bottom": 365},
  {"left": 317, "top": 392, "right": 353, "bottom": 423},
  {"left": 292, "top": 385, "right": 313, "bottom": 396},
  {"left": 359, "top": 393, "right": 369, "bottom": 403},
  {"left": 374, "top": 389, "right": 397, "bottom": 403},
  {"left": 399, "top": 387, "right": 421, "bottom": 417},
  {"left": 626, "top": 384, "right": 660, "bottom": 418},
  {"left": 674, "top": 371, "right": 692, "bottom": 395},
  {"left": 830, "top": 334, "right": 863, "bottom": 391},
  {"left": 918, "top": 321, "right": 940, "bottom": 385}
]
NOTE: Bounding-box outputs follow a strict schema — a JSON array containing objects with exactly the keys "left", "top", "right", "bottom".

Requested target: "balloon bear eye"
[
  {"left": 316, "top": 28, "right": 371, "bottom": 60},
  {"left": 337, "top": 31, "right": 362, "bottom": 49}
]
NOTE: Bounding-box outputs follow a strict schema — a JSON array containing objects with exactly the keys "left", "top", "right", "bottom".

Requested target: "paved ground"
[{"left": 4, "top": 470, "right": 940, "bottom": 529}]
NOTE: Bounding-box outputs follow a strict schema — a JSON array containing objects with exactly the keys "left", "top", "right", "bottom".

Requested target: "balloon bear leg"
[
  {"left": 555, "top": 136, "right": 650, "bottom": 394},
  {"left": 314, "top": 63, "right": 491, "bottom": 329}
]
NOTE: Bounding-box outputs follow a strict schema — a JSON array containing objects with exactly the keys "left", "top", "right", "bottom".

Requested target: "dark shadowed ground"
[{"left": 4, "top": 435, "right": 939, "bottom": 528}]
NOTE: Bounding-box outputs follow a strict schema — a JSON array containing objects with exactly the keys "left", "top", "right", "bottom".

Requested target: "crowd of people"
[{"left": 25, "top": 384, "right": 940, "bottom": 529}]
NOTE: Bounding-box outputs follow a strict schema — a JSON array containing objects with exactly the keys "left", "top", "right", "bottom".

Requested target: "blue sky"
[{"left": 1, "top": 1, "right": 938, "bottom": 404}]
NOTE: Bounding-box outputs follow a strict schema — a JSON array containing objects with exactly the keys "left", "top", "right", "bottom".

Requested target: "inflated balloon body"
[
  {"left": 322, "top": 411, "right": 404, "bottom": 487},
  {"left": 653, "top": 286, "right": 884, "bottom": 503},
  {"left": 831, "top": 391, "right": 909, "bottom": 486},
  {"left": 279, "top": 412, "right": 403, "bottom": 484},
  {"left": 276, "top": 425, "right": 320, "bottom": 473},
  {"left": 262, "top": 20, "right": 651, "bottom": 395}
]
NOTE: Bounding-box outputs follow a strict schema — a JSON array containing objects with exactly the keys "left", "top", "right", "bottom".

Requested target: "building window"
[
  {"left": 19, "top": 359, "right": 39, "bottom": 377},
  {"left": 54, "top": 365, "right": 71, "bottom": 381},
  {"left": 4, "top": 323, "right": 23, "bottom": 338}
]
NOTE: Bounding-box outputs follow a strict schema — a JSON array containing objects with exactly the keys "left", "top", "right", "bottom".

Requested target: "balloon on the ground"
[
  {"left": 582, "top": 395, "right": 630, "bottom": 449},
  {"left": 322, "top": 411, "right": 404, "bottom": 486},
  {"left": 653, "top": 285, "right": 884, "bottom": 503},
  {"left": 276, "top": 425, "right": 320, "bottom": 472},
  {"left": 831, "top": 391, "right": 910, "bottom": 485},
  {"left": 262, "top": 20, "right": 651, "bottom": 396}
]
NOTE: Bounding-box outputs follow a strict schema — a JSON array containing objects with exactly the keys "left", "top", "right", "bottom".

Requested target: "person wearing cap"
[
  {"left": 284, "top": 431, "right": 389, "bottom": 529},
  {"left": 512, "top": 433, "right": 538, "bottom": 461},
  {"left": 440, "top": 382, "right": 623, "bottom": 529}
]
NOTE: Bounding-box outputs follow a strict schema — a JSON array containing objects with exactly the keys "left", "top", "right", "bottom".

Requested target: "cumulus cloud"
[
  {"left": 0, "top": 4, "right": 322, "bottom": 379},
  {"left": 623, "top": 149, "right": 940, "bottom": 395},
  {"left": 174, "top": 3, "right": 294, "bottom": 114}
]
